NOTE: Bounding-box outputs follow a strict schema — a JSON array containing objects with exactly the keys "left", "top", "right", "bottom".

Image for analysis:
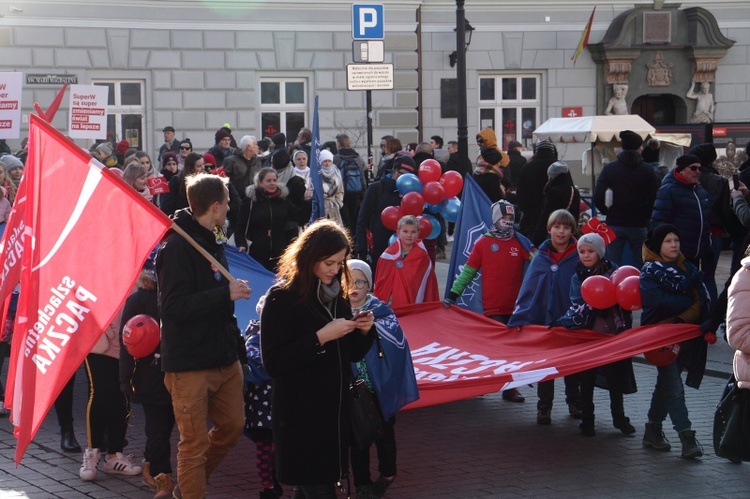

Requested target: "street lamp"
[
  {"left": 454, "top": 1, "right": 473, "bottom": 175},
  {"left": 449, "top": 19, "right": 474, "bottom": 68}
]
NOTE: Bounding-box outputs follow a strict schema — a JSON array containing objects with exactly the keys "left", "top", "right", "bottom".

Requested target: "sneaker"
[
  {"left": 79, "top": 448, "right": 100, "bottom": 481},
  {"left": 678, "top": 429, "right": 703, "bottom": 459},
  {"left": 446, "top": 234, "right": 454, "bottom": 243},
  {"left": 0, "top": 401, "right": 9, "bottom": 417},
  {"left": 104, "top": 452, "right": 142, "bottom": 476},
  {"left": 154, "top": 473, "right": 174, "bottom": 499},
  {"left": 142, "top": 460, "right": 156, "bottom": 491},
  {"left": 371, "top": 476, "right": 396, "bottom": 497},
  {"left": 502, "top": 388, "right": 525, "bottom": 403},
  {"left": 642, "top": 421, "right": 671, "bottom": 451}
]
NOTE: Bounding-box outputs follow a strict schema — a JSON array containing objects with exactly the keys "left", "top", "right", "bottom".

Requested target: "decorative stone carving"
[
  {"left": 604, "top": 59, "right": 634, "bottom": 84},
  {"left": 686, "top": 77, "right": 715, "bottom": 123},
  {"left": 643, "top": 12, "right": 671, "bottom": 44},
  {"left": 646, "top": 51, "right": 673, "bottom": 86},
  {"left": 605, "top": 84, "right": 629, "bottom": 115}
]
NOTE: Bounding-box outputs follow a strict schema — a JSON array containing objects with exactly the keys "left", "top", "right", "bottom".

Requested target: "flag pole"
[{"left": 170, "top": 223, "right": 237, "bottom": 282}]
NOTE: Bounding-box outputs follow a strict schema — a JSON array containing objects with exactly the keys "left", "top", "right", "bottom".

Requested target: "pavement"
[{"left": 0, "top": 249, "right": 745, "bottom": 498}]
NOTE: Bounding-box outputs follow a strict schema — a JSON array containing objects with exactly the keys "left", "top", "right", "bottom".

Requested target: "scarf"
[
  {"left": 318, "top": 279, "right": 341, "bottom": 313},
  {"left": 294, "top": 166, "right": 311, "bottom": 184},
  {"left": 320, "top": 165, "right": 340, "bottom": 198},
  {"left": 489, "top": 218, "right": 514, "bottom": 240},
  {"left": 275, "top": 165, "right": 294, "bottom": 186}
]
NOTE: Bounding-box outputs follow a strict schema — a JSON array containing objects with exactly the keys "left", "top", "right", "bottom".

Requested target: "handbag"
[
  {"left": 713, "top": 375, "right": 750, "bottom": 462},
  {"left": 349, "top": 379, "right": 384, "bottom": 449}
]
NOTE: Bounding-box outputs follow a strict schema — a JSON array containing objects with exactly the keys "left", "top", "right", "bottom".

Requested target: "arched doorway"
[{"left": 631, "top": 94, "right": 687, "bottom": 126}]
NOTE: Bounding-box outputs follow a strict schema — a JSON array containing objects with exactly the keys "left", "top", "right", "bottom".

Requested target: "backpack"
[{"left": 339, "top": 158, "right": 364, "bottom": 194}]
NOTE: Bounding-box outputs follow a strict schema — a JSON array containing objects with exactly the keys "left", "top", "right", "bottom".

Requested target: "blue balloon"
[
  {"left": 388, "top": 233, "right": 398, "bottom": 245},
  {"left": 439, "top": 197, "right": 461, "bottom": 223},
  {"left": 424, "top": 202, "right": 441, "bottom": 214},
  {"left": 423, "top": 214, "right": 441, "bottom": 240},
  {"left": 396, "top": 173, "right": 422, "bottom": 195}
]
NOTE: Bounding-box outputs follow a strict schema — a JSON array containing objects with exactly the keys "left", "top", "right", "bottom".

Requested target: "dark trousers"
[
  {"left": 537, "top": 374, "right": 581, "bottom": 411},
  {"left": 0, "top": 342, "right": 8, "bottom": 402},
  {"left": 54, "top": 372, "right": 77, "bottom": 429},
  {"left": 341, "top": 192, "right": 362, "bottom": 238},
  {"left": 143, "top": 403, "right": 175, "bottom": 476},
  {"left": 291, "top": 483, "right": 337, "bottom": 499},
  {"left": 84, "top": 353, "right": 128, "bottom": 452},
  {"left": 579, "top": 369, "right": 624, "bottom": 419},
  {"left": 350, "top": 416, "right": 397, "bottom": 487}
]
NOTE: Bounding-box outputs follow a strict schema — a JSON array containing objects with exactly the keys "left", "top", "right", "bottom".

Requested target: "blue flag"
[
  {"left": 224, "top": 246, "right": 276, "bottom": 329},
  {"left": 308, "top": 95, "right": 326, "bottom": 222},
  {"left": 445, "top": 175, "right": 492, "bottom": 314}
]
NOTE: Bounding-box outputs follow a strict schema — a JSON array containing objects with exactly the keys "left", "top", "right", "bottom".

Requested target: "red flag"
[
  {"left": 394, "top": 303, "right": 701, "bottom": 409},
  {"left": 7, "top": 114, "right": 172, "bottom": 464},
  {"left": 44, "top": 83, "right": 68, "bottom": 122},
  {"left": 572, "top": 7, "right": 596, "bottom": 64}
]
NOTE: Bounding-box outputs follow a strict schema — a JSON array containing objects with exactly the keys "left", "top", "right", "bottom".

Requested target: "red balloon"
[
  {"left": 400, "top": 191, "right": 425, "bottom": 216},
  {"left": 417, "top": 215, "right": 432, "bottom": 239},
  {"left": 439, "top": 171, "right": 464, "bottom": 198},
  {"left": 644, "top": 343, "right": 680, "bottom": 366},
  {"left": 418, "top": 159, "right": 442, "bottom": 184},
  {"left": 380, "top": 206, "right": 402, "bottom": 231},
  {"left": 580, "top": 275, "right": 617, "bottom": 309},
  {"left": 122, "top": 314, "right": 160, "bottom": 358},
  {"left": 422, "top": 181, "right": 446, "bottom": 205},
  {"left": 610, "top": 265, "right": 640, "bottom": 288},
  {"left": 616, "top": 275, "right": 642, "bottom": 311}
]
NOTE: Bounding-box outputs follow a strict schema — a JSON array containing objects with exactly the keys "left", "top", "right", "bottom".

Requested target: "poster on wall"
[
  {"left": 710, "top": 123, "right": 750, "bottom": 177},
  {"left": 0, "top": 72, "right": 23, "bottom": 139},
  {"left": 67, "top": 84, "right": 108, "bottom": 140}
]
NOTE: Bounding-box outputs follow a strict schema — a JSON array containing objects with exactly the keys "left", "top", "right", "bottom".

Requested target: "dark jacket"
[
  {"left": 260, "top": 283, "right": 374, "bottom": 485},
  {"left": 517, "top": 150, "right": 557, "bottom": 238},
  {"left": 446, "top": 151, "right": 472, "bottom": 179},
  {"left": 118, "top": 285, "right": 171, "bottom": 406},
  {"left": 472, "top": 169, "right": 504, "bottom": 203},
  {"left": 594, "top": 150, "right": 659, "bottom": 227},
  {"left": 236, "top": 185, "right": 312, "bottom": 272},
  {"left": 156, "top": 209, "right": 247, "bottom": 373},
  {"left": 507, "top": 149, "right": 527, "bottom": 189},
  {"left": 355, "top": 175, "right": 402, "bottom": 261},
  {"left": 651, "top": 171, "right": 711, "bottom": 260},
  {"left": 699, "top": 165, "right": 744, "bottom": 238},
  {"left": 223, "top": 150, "right": 262, "bottom": 201},
  {"left": 532, "top": 174, "right": 580, "bottom": 246},
  {"left": 158, "top": 140, "right": 181, "bottom": 161},
  {"left": 207, "top": 144, "right": 235, "bottom": 167},
  {"left": 160, "top": 175, "right": 189, "bottom": 216}
]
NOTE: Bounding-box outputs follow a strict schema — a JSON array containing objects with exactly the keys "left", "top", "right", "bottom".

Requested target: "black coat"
[
  {"left": 355, "top": 176, "right": 402, "bottom": 265},
  {"left": 517, "top": 150, "right": 558, "bottom": 237},
  {"left": 260, "top": 284, "right": 373, "bottom": 485},
  {"left": 223, "top": 150, "right": 262, "bottom": 201},
  {"left": 594, "top": 150, "right": 659, "bottom": 227},
  {"left": 532, "top": 174, "right": 581, "bottom": 246},
  {"left": 236, "top": 185, "right": 311, "bottom": 272},
  {"left": 156, "top": 209, "right": 247, "bottom": 372},
  {"left": 507, "top": 149, "right": 527, "bottom": 189},
  {"left": 472, "top": 170, "right": 504, "bottom": 203}
]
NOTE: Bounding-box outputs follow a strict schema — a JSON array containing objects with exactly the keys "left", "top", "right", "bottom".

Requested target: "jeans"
[
  {"left": 164, "top": 361, "right": 245, "bottom": 499},
  {"left": 605, "top": 226, "right": 648, "bottom": 268},
  {"left": 647, "top": 361, "right": 691, "bottom": 433}
]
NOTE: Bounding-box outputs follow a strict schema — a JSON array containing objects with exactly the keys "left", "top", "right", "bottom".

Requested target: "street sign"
[
  {"left": 346, "top": 64, "right": 393, "bottom": 91},
  {"left": 562, "top": 107, "right": 583, "bottom": 118},
  {"left": 352, "top": 40, "right": 385, "bottom": 63},
  {"left": 352, "top": 4, "right": 384, "bottom": 40}
]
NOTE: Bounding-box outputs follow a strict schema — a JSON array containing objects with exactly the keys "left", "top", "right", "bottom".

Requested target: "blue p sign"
[{"left": 352, "top": 4, "right": 384, "bottom": 40}]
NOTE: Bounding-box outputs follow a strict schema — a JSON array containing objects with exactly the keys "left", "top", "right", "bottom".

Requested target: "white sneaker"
[
  {"left": 79, "top": 448, "right": 100, "bottom": 481},
  {"left": 104, "top": 452, "right": 142, "bottom": 476},
  {"left": 447, "top": 234, "right": 454, "bottom": 243},
  {"left": 0, "top": 401, "right": 9, "bottom": 417}
]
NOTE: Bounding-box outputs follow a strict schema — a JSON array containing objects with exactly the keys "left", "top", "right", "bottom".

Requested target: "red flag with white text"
[{"left": 8, "top": 115, "right": 172, "bottom": 464}]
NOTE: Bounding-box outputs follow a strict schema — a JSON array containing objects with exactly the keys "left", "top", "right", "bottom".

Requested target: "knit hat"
[
  {"left": 272, "top": 150, "right": 291, "bottom": 170},
  {"left": 272, "top": 133, "right": 287, "bottom": 146},
  {"left": 161, "top": 152, "right": 178, "bottom": 169},
  {"left": 619, "top": 130, "right": 643, "bottom": 151},
  {"left": 491, "top": 200, "right": 516, "bottom": 224},
  {"left": 577, "top": 233, "right": 606, "bottom": 259},
  {"left": 675, "top": 154, "right": 700, "bottom": 172},
  {"left": 392, "top": 154, "right": 416, "bottom": 173},
  {"left": 533, "top": 141, "right": 558, "bottom": 158},
  {"left": 689, "top": 143, "right": 717, "bottom": 168},
  {"left": 215, "top": 129, "right": 231, "bottom": 143},
  {"left": 508, "top": 140, "right": 522, "bottom": 150},
  {"left": 116, "top": 140, "right": 130, "bottom": 154},
  {"left": 646, "top": 224, "right": 680, "bottom": 253},
  {"left": 203, "top": 152, "right": 217, "bottom": 168},
  {"left": 547, "top": 161, "right": 569, "bottom": 180},
  {"left": 348, "top": 259, "right": 373, "bottom": 290},
  {"left": 162, "top": 126, "right": 175, "bottom": 133},
  {"left": 0, "top": 154, "right": 24, "bottom": 171},
  {"left": 319, "top": 150, "right": 334, "bottom": 163}
]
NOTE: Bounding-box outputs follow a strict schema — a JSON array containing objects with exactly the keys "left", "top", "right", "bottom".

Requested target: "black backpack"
[{"left": 339, "top": 158, "right": 364, "bottom": 195}]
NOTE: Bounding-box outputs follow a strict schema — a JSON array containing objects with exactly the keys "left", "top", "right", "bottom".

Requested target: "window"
[
  {"left": 260, "top": 78, "right": 307, "bottom": 141},
  {"left": 478, "top": 75, "right": 540, "bottom": 149},
  {"left": 93, "top": 80, "right": 145, "bottom": 149}
]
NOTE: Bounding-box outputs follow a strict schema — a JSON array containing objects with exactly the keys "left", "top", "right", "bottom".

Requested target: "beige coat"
[{"left": 726, "top": 257, "right": 750, "bottom": 388}]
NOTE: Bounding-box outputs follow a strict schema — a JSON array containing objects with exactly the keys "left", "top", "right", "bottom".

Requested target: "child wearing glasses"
[{"left": 347, "top": 259, "right": 419, "bottom": 499}]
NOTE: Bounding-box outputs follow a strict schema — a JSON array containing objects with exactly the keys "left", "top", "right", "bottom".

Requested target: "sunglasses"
[
  {"left": 180, "top": 146, "right": 191, "bottom": 150},
  {"left": 686, "top": 165, "right": 700, "bottom": 171},
  {"left": 476, "top": 138, "right": 485, "bottom": 144}
]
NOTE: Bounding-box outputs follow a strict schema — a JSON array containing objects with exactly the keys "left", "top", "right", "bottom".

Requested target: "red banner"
[
  {"left": 6, "top": 115, "right": 172, "bottom": 464},
  {"left": 394, "top": 303, "right": 701, "bottom": 409}
]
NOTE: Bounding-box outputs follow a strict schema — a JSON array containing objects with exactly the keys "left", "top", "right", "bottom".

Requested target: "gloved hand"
[
  {"left": 443, "top": 292, "right": 459, "bottom": 308},
  {"left": 671, "top": 317, "right": 685, "bottom": 324},
  {"left": 700, "top": 318, "right": 720, "bottom": 335},
  {"left": 548, "top": 320, "right": 562, "bottom": 328}
]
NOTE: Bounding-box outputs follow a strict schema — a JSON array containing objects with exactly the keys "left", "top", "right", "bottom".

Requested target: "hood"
[
  {"left": 477, "top": 128, "right": 498, "bottom": 149},
  {"left": 245, "top": 183, "right": 289, "bottom": 201},
  {"left": 337, "top": 148, "right": 360, "bottom": 161},
  {"left": 617, "top": 149, "right": 645, "bottom": 168}
]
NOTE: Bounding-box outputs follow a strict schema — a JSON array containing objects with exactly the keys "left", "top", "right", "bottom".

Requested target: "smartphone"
[
  {"left": 733, "top": 172, "right": 740, "bottom": 191},
  {"left": 352, "top": 310, "right": 372, "bottom": 320}
]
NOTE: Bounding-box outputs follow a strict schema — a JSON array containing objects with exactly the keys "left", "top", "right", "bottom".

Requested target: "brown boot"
[
  {"left": 153, "top": 473, "right": 174, "bottom": 499},
  {"left": 142, "top": 460, "right": 156, "bottom": 491}
]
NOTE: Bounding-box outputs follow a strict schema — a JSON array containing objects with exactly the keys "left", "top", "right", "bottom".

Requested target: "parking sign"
[{"left": 352, "top": 4, "right": 384, "bottom": 40}]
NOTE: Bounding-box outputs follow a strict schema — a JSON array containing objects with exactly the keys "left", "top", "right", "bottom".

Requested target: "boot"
[
  {"left": 678, "top": 429, "right": 703, "bottom": 459},
  {"left": 612, "top": 414, "right": 636, "bottom": 435},
  {"left": 61, "top": 426, "right": 82, "bottom": 453},
  {"left": 536, "top": 406, "right": 552, "bottom": 425},
  {"left": 642, "top": 421, "right": 671, "bottom": 451},
  {"left": 142, "top": 460, "right": 156, "bottom": 491},
  {"left": 579, "top": 416, "right": 595, "bottom": 437},
  {"left": 153, "top": 473, "right": 174, "bottom": 499}
]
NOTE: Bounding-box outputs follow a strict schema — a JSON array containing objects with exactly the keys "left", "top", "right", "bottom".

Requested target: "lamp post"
[{"left": 454, "top": 1, "right": 473, "bottom": 171}]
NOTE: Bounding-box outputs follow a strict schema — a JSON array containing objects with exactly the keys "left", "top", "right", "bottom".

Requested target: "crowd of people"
[{"left": 2, "top": 125, "right": 750, "bottom": 498}]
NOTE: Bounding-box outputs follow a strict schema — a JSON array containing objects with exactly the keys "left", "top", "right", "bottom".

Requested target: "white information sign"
[
  {"left": 346, "top": 64, "right": 394, "bottom": 91},
  {"left": 0, "top": 72, "right": 23, "bottom": 139},
  {"left": 68, "top": 84, "right": 109, "bottom": 139}
]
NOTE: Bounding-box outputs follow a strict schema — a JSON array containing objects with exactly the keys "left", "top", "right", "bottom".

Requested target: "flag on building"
[
  {"left": 6, "top": 114, "right": 173, "bottom": 464},
  {"left": 308, "top": 95, "right": 326, "bottom": 222},
  {"left": 572, "top": 7, "right": 596, "bottom": 65}
]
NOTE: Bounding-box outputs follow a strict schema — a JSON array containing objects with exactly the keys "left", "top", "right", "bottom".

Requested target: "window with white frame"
[
  {"left": 478, "top": 75, "right": 541, "bottom": 149},
  {"left": 260, "top": 78, "right": 307, "bottom": 142},
  {"left": 92, "top": 80, "right": 145, "bottom": 149}
]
